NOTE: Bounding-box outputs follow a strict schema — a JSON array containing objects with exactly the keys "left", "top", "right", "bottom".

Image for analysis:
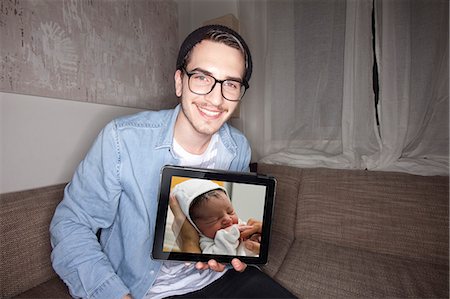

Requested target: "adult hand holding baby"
[
  {"left": 169, "top": 194, "right": 200, "bottom": 254},
  {"left": 240, "top": 218, "right": 262, "bottom": 254}
]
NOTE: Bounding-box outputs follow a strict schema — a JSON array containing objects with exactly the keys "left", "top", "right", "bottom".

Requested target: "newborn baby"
[{"left": 171, "top": 179, "right": 257, "bottom": 256}]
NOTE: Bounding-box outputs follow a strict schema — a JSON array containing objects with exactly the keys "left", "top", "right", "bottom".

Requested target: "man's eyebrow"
[{"left": 190, "top": 67, "right": 243, "bottom": 83}]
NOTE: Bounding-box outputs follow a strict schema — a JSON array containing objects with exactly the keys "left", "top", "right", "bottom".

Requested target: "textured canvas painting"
[{"left": 0, "top": 0, "right": 179, "bottom": 109}]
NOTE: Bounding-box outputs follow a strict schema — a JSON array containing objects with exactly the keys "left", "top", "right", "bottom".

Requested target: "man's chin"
[
  {"left": 194, "top": 118, "right": 228, "bottom": 136},
  {"left": 194, "top": 125, "right": 221, "bottom": 136}
]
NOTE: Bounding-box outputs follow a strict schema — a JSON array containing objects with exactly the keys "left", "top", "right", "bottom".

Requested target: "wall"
[
  {"left": 0, "top": 0, "right": 178, "bottom": 194},
  {"left": 231, "top": 183, "right": 265, "bottom": 223},
  {"left": 0, "top": 0, "right": 240, "bottom": 194},
  {"left": 173, "top": 0, "right": 243, "bottom": 128},
  {"left": 0, "top": 92, "right": 143, "bottom": 193},
  {"left": 174, "top": 0, "right": 238, "bottom": 46},
  {"left": 1, "top": 0, "right": 178, "bottom": 110}
]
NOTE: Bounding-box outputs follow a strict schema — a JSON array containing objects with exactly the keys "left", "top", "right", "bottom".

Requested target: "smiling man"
[
  {"left": 174, "top": 39, "right": 244, "bottom": 153},
  {"left": 50, "top": 25, "right": 295, "bottom": 299},
  {"left": 173, "top": 29, "right": 249, "bottom": 155}
]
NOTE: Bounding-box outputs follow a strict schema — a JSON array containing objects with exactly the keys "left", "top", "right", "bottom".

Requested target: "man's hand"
[{"left": 193, "top": 258, "right": 247, "bottom": 272}]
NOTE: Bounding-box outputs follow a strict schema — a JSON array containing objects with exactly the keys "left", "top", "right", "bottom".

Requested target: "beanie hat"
[
  {"left": 171, "top": 179, "right": 228, "bottom": 234},
  {"left": 176, "top": 24, "right": 253, "bottom": 87}
]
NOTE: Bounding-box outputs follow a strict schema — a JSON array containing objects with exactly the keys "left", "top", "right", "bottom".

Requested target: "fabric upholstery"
[
  {"left": 256, "top": 163, "right": 448, "bottom": 298},
  {"left": 297, "top": 168, "right": 449, "bottom": 264},
  {"left": 0, "top": 184, "right": 68, "bottom": 298},
  {"left": 13, "top": 277, "right": 70, "bottom": 298},
  {"left": 2, "top": 164, "right": 448, "bottom": 298},
  {"left": 259, "top": 164, "right": 301, "bottom": 276},
  {"left": 276, "top": 239, "right": 448, "bottom": 299}
]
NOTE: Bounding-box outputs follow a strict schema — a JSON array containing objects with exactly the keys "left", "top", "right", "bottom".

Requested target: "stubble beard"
[{"left": 181, "top": 101, "right": 230, "bottom": 137}]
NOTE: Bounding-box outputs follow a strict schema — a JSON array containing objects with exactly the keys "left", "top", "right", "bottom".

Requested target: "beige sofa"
[
  {"left": 0, "top": 184, "right": 70, "bottom": 298},
  {"left": 257, "top": 163, "right": 448, "bottom": 298},
  {"left": 1, "top": 164, "right": 448, "bottom": 298}
]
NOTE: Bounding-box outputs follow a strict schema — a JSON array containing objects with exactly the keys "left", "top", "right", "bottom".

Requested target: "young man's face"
[
  {"left": 175, "top": 40, "right": 246, "bottom": 137},
  {"left": 192, "top": 191, "right": 239, "bottom": 239}
]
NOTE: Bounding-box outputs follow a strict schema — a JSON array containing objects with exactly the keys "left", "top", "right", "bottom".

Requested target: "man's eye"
[
  {"left": 193, "top": 73, "right": 209, "bottom": 81},
  {"left": 224, "top": 81, "right": 239, "bottom": 89}
]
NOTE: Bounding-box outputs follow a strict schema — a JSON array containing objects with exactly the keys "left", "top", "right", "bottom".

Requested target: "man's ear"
[{"left": 174, "top": 69, "right": 183, "bottom": 97}]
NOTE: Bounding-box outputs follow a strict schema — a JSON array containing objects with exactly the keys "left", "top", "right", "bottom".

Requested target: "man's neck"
[{"left": 174, "top": 116, "right": 213, "bottom": 155}]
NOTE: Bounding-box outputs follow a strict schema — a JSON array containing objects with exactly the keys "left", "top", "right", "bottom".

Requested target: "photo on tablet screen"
[
  {"left": 164, "top": 177, "right": 265, "bottom": 256},
  {"left": 152, "top": 165, "right": 276, "bottom": 264}
]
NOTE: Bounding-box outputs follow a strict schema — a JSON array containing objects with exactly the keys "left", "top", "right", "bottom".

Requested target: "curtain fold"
[
  {"left": 364, "top": 0, "right": 449, "bottom": 175},
  {"left": 341, "top": 0, "right": 378, "bottom": 168},
  {"left": 238, "top": 0, "right": 448, "bottom": 176}
]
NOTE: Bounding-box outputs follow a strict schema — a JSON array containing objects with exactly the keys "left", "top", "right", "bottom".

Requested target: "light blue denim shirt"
[{"left": 50, "top": 104, "right": 251, "bottom": 299}]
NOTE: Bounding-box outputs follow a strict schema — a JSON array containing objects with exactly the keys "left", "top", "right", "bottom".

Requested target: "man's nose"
[{"left": 205, "top": 82, "right": 224, "bottom": 106}]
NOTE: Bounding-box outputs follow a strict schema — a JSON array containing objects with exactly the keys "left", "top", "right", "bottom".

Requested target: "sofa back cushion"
[
  {"left": 297, "top": 168, "right": 448, "bottom": 265},
  {"left": 0, "top": 184, "right": 66, "bottom": 298}
]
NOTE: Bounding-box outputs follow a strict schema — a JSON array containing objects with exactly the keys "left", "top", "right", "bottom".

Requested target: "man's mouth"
[{"left": 197, "top": 105, "right": 223, "bottom": 118}]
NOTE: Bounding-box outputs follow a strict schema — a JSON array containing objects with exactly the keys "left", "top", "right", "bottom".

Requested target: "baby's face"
[{"left": 193, "top": 192, "right": 238, "bottom": 239}]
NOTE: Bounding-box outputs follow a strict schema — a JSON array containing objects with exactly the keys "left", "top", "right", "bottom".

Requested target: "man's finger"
[
  {"left": 208, "top": 259, "right": 226, "bottom": 272},
  {"left": 195, "top": 262, "right": 209, "bottom": 270},
  {"left": 231, "top": 258, "right": 247, "bottom": 272}
]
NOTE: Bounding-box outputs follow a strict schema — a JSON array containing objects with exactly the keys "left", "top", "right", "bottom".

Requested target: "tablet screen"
[{"left": 152, "top": 165, "right": 276, "bottom": 264}]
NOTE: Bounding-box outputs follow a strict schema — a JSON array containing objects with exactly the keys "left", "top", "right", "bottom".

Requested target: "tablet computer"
[{"left": 152, "top": 165, "right": 276, "bottom": 264}]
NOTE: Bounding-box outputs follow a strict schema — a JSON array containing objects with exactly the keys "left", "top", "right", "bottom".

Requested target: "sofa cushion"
[
  {"left": 13, "top": 277, "right": 70, "bottom": 298},
  {"left": 0, "top": 184, "right": 67, "bottom": 298},
  {"left": 257, "top": 164, "right": 302, "bottom": 277},
  {"left": 297, "top": 168, "right": 449, "bottom": 265},
  {"left": 275, "top": 238, "right": 449, "bottom": 298}
]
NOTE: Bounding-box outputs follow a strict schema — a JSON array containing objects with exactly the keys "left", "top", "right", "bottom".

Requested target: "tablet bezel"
[{"left": 152, "top": 165, "right": 276, "bottom": 264}]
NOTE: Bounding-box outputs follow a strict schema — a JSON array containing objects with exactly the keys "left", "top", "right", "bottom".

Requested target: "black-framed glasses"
[{"left": 182, "top": 68, "right": 248, "bottom": 102}]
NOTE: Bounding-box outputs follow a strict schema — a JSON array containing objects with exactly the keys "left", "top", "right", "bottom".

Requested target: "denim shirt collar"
[
  {"left": 155, "top": 104, "right": 238, "bottom": 158},
  {"left": 155, "top": 104, "right": 180, "bottom": 150}
]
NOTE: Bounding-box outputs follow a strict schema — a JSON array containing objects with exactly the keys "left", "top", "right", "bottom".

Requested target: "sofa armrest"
[
  {"left": 0, "top": 184, "right": 67, "bottom": 298},
  {"left": 256, "top": 163, "right": 302, "bottom": 277}
]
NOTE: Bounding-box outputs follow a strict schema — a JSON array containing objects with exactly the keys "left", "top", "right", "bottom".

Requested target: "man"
[{"left": 50, "top": 25, "right": 295, "bottom": 299}]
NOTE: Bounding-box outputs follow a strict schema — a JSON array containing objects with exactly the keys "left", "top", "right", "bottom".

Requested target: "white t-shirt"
[
  {"left": 144, "top": 133, "right": 226, "bottom": 299},
  {"left": 172, "top": 133, "right": 219, "bottom": 169}
]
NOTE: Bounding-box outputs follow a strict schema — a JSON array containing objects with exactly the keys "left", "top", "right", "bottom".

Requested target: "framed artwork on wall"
[{"left": 0, "top": 0, "right": 179, "bottom": 110}]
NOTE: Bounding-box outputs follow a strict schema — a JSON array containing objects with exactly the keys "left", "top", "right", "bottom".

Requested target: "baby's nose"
[{"left": 222, "top": 215, "right": 232, "bottom": 226}]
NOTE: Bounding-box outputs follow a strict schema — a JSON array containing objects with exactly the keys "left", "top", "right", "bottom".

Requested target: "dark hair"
[
  {"left": 189, "top": 189, "right": 227, "bottom": 220},
  {"left": 176, "top": 25, "right": 253, "bottom": 86}
]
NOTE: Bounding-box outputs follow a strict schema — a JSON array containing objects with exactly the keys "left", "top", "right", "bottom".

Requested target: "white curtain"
[
  {"left": 364, "top": 0, "right": 449, "bottom": 175},
  {"left": 238, "top": 0, "right": 448, "bottom": 176}
]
